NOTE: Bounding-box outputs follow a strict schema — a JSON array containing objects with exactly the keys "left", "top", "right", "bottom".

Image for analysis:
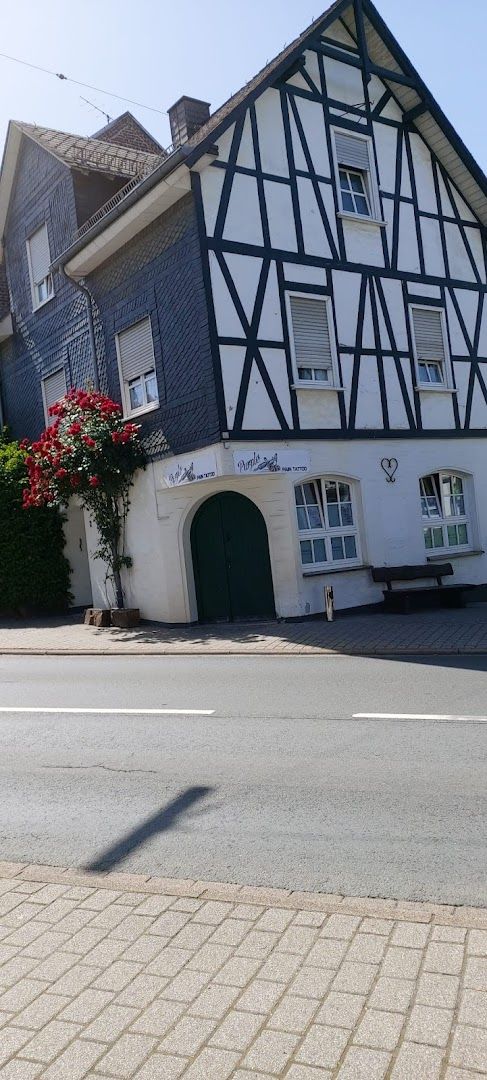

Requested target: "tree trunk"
[{"left": 113, "top": 565, "right": 124, "bottom": 609}]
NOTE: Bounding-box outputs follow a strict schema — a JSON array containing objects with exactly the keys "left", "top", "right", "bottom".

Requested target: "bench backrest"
[{"left": 371, "top": 563, "right": 453, "bottom": 584}]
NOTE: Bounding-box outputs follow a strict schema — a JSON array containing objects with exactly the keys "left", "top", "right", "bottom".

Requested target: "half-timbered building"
[{"left": 1, "top": 0, "right": 486, "bottom": 622}]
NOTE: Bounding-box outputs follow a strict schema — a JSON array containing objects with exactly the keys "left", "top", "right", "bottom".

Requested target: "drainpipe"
[{"left": 59, "top": 265, "right": 99, "bottom": 391}]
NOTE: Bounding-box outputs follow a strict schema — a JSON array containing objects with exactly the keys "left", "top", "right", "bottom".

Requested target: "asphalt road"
[{"left": 0, "top": 653, "right": 486, "bottom": 906}]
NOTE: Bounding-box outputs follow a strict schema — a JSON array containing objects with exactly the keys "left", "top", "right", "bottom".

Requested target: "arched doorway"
[{"left": 190, "top": 492, "right": 275, "bottom": 622}]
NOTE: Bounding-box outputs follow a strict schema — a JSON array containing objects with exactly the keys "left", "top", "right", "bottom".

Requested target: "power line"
[{"left": 0, "top": 50, "right": 167, "bottom": 116}]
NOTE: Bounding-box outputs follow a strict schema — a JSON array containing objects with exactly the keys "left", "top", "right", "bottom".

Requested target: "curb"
[
  {"left": 2, "top": 860, "right": 487, "bottom": 927},
  {"left": 1, "top": 647, "right": 487, "bottom": 656}
]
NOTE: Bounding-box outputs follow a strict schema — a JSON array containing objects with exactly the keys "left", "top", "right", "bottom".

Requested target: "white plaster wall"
[
  {"left": 63, "top": 503, "right": 92, "bottom": 607},
  {"left": 80, "top": 440, "right": 487, "bottom": 623}
]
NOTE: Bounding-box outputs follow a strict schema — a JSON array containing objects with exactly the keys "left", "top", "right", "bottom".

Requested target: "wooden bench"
[{"left": 371, "top": 563, "right": 475, "bottom": 614}]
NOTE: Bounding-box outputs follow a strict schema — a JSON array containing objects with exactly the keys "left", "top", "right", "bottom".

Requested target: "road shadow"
[{"left": 83, "top": 785, "right": 213, "bottom": 872}]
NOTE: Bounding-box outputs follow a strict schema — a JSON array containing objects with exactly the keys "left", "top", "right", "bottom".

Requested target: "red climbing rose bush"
[{"left": 22, "top": 389, "right": 146, "bottom": 608}]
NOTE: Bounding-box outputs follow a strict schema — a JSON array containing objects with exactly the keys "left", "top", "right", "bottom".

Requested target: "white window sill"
[
  {"left": 337, "top": 211, "right": 387, "bottom": 228},
  {"left": 414, "top": 385, "right": 457, "bottom": 394},
  {"left": 123, "top": 400, "right": 160, "bottom": 420},
  {"left": 292, "top": 383, "right": 345, "bottom": 392},
  {"left": 32, "top": 293, "right": 55, "bottom": 313},
  {"left": 303, "top": 562, "right": 369, "bottom": 576},
  {"left": 426, "top": 549, "right": 483, "bottom": 562}
]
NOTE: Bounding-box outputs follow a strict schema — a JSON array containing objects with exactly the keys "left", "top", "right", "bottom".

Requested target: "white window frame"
[
  {"left": 409, "top": 304, "right": 453, "bottom": 391},
  {"left": 294, "top": 476, "right": 361, "bottom": 571},
  {"left": 419, "top": 471, "right": 472, "bottom": 556},
  {"left": 26, "top": 224, "right": 54, "bottom": 312},
  {"left": 41, "top": 367, "right": 67, "bottom": 425},
  {"left": 115, "top": 317, "right": 159, "bottom": 418},
  {"left": 330, "top": 127, "right": 382, "bottom": 224},
  {"left": 285, "top": 291, "right": 340, "bottom": 390}
]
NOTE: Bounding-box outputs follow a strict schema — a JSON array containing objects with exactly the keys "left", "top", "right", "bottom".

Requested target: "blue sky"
[{"left": 1, "top": 0, "right": 485, "bottom": 170}]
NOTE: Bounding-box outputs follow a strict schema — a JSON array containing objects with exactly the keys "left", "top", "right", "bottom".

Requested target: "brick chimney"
[{"left": 168, "top": 96, "right": 211, "bottom": 147}]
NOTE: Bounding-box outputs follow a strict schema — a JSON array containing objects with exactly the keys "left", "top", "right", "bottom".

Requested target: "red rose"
[
  {"left": 82, "top": 435, "right": 96, "bottom": 448},
  {"left": 55, "top": 468, "right": 68, "bottom": 479},
  {"left": 70, "top": 475, "right": 80, "bottom": 488},
  {"left": 68, "top": 422, "right": 82, "bottom": 435},
  {"left": 111, "top": 431, "right": 122, "bottom": 444},
  {"left": 88, "top": 475, "right": 101, "bottom": 487}
]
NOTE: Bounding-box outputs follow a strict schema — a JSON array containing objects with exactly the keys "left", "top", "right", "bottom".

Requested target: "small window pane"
[
  {"left": 429, "top": 363, "right": 442, "bottom": 383},
  {"left": 341, "top": 191, "right": 355, "bottom": 212},
  {"left": 350, "top": 173, "right": 365, "bottom": 194},
  {"left": 296, "top": 506, "right": 308, "bottom": 531},
  {"left": 354, "top": 195, "right": 369, "bottom": 216},
  {"left": 145, "top": 371, "right": 158, "bottom": 403},
  {"left": 295, "top": 486, "right": 305, "bottom": 506},
  {"left": 424, "top": 528, "right": 433, "bottom": 549},
  {"left": 298, "top": 366, "right": 313, "bottom": 381},
  {"left": 331, "top": 536, "right": 344, "bottom": 561},
  {"left": 324, "top": 481, "right": 338, "bottom": 503},
  {"left": 341, "top": 503, "right": 353, "bottom": 526},
  {"left": 339, "top": 169, "right": 351, "bottom": 190},
  {"left": 452, "top": 476, "right": 463, "bottom": 495},
  {"left": 344, "top": 535, "right": 357, "bottom": 559},
  {"left": 300, "top": 540, "right": 313, "bottom": 564},
  {"left": 327, "top": 504, "right": 340, "bottom": 528},
  {"left": 314, "top": 368, "right": 329, "bottom": 382},
  {"left": 313, "top": 539, "right": 326, "bottom": 563},
  {"left": 303, "top": 483, "right": 317, "bottom": 504},
  {"left": 308, "top": 506, "right": 322, "bottom": 529},
  {"left": 458, "top": 523, "right": 468, "bottom": 544},
  {"left": 338, "top": 482, "right": 351, "bottom": 502},
  {"left": 447, "top": 524, "right": 458, "bottom": 546},
  {"left": 432, "top": 527, "right": 444, "bottom": 548},
  {"left": 129, "top": 379, "right": 144, "bottom": 410}
]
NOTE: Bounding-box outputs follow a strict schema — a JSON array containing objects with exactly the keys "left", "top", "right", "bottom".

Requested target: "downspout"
[{"left": 59, "top": 266, "right": 99, "bottom": 391}]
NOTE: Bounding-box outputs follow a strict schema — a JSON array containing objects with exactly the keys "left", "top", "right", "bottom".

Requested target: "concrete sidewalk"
[
  {"left": 0, "top": 604, "right": 487, "bottom": 655},
  {"left": 0, "top": 862, "right": 485, "bottom": 1078}
]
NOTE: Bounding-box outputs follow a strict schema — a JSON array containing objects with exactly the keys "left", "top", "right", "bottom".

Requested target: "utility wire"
[{"left": 0, "top": 50, "right": 167, "bottom": 115}]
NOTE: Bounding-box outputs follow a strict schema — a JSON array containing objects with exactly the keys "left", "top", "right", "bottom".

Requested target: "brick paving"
[
  {"left": 0, "top": 864, "right": 486, "bottom": 1076},
  {"left": 1, "top": 604, "right": 487, "bottom": 655}
]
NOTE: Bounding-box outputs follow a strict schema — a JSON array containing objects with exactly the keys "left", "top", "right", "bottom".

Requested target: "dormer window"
[
  {"left": 332, "top": 130, "right": 379, "bottom": 222},
  {"left": 27, "top": 224, "right": 54, "bottom": 310}
]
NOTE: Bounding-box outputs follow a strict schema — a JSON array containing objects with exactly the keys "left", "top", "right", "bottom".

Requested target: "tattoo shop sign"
[
  {"left": 162, "top": 450, "right": 218, "bottom": 487},
  {"left": 233, "top": 449, "right": 310, "bottom": 476}
]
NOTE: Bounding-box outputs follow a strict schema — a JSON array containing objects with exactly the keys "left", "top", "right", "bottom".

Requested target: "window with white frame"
[
  {"left": 42, "top": 367, "right": 67, "bottom": 424},
  {"left": 27, "top": 224, "right": 54, "bottom": 310},
  {"left": 333, "top": 130, "right": 377, "bottom": 219},
  {"left": 410, "top": 306, "right": 449, "bottom": 387},
  {"left": 116, "top": 317, "right": 159, "bottom": 416},
  {"left": 420, "top": 472, "right": 471, "bottom": 553},
  {"left": 287, "top": 293, "right": 337, "bottom": 386},
  {"left": 295, "top": 478, "right": 360, "bottom": 569}
]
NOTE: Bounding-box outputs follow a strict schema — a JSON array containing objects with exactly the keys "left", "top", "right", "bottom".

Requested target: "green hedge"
[{"left": 0, "top": 433, "right": 71, "bottom": 612}]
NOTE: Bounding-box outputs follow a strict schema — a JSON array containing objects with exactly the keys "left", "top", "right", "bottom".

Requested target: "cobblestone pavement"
[
  {"left": 0, "top": 863, "right": 486, "bottom": 1077},
  {"left": 1, "top": 604, "right": 487, "bottom": 655}
]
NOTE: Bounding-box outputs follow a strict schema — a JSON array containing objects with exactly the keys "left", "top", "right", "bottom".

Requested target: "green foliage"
[{"left": 0, "top": 433, "right": 71, "bottom": 612}]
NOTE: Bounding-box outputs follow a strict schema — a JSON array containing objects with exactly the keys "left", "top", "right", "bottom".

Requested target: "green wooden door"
[{"left": 191, "top": 492, "right": 275, "bottom": 622}]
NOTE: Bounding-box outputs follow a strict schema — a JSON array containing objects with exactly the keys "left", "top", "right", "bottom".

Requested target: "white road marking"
[
  {"left": 353, "top": 712, "right": 487, "bottom": 722},
  {"left": 0, "top": 707, "right": 214, "bottom": 716}
]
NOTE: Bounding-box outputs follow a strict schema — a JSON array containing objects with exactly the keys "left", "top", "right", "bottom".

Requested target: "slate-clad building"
[{"left": 1, "top": 0, "right": 487, "bottom": 622}]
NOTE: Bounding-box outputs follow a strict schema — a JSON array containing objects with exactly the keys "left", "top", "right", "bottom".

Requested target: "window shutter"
[
  {"left": 28, "top": 224, "right": 51, "bottom": 285},
  {"left": 43, "top": 368, "right": 66, "bottom": 412},
  {"left": 334, "top": 131, "right": 370, "bottom": 171},
  {"left": 289, "top": 296, "right": 333, "bottom": 368},
  {"left": 117, "top": 318, "right": 155, "bottom": 381},
  {"left": 412, "top": 308, "right": 446, "bottom": 361}
]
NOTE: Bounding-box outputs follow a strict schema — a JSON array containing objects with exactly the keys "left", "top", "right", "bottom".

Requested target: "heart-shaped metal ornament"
[{"left": 380, "top": 457, "right": 398, "bottom": 483}]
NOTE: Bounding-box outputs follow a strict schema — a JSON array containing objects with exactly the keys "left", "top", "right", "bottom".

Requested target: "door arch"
[{"left": 190, "top": 491, "right": 275, "bottom": 622}]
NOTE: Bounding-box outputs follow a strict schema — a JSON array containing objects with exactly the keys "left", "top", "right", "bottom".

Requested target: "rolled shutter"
[
  {"left": 28, "top": 224, "right": 51, "bottom": 285},
  {"left": 43, "top": 368, "right": 67, "bottom": 413},
  {"left": 412, "top": 308, "right": 446, "bottom": 361},
  {"left": 334, "top": 131, "right": 370, "bottom": 171},
  {"left": 117, "top": 318, "right": 155, "bottom": 381},
  {"left": 289, "top": 296, "right": 333, "bottom": 368}
]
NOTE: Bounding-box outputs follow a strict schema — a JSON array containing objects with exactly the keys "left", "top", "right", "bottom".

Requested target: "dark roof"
[
  {"left": 92, "top": 112, "right": 164, "bottom": 155},
  {"left": 14, "top": 122, "right": 163, "bottom": 179}
]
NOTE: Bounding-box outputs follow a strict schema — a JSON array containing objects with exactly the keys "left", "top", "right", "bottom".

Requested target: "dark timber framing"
[{"left": 190, "top": 0, "right": 487, "bottom": 442}]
